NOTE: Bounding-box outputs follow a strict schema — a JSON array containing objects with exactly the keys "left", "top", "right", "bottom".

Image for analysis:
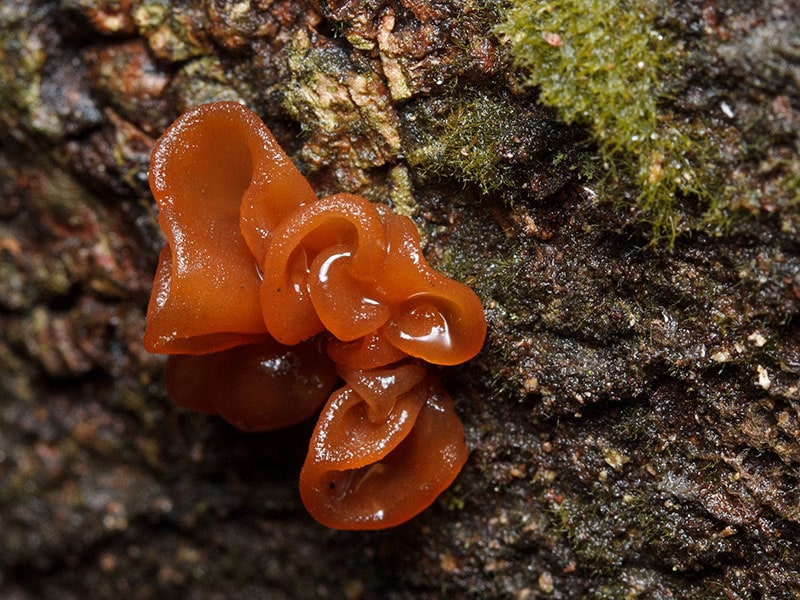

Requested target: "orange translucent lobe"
[
  {"left": 375, "top": 209, "right": 487, "bottom": 365},
  {"left": 308, "top": 245, "right": 391, "bottom": 341},
  {"left": 163, "top": 337, "right": 337, "bottom": 431},
  {"left": 259, "top": 245, "right": 325, "bottom": 346},
  {"left": 326, "top": 330, "right": 410, "bottom": 370},
  {"left": 145, "top": 103, "right": 270, "bottom": 354},
  {"left": 164, "top": 354, "right": 220, "bottom": 415},
  {"left": 304, "top": 382, "right": 426, "bottom": 470},
  {"left": 372, "top": 207, "right": 429, "bottom": 302},
  {"left": 260, "top": 194, "right": 387, "bottom": 345},
  {"left": 382, "top": 285, "right": 486, "bottom": 365},
  {"left": 299, "top": 377, "right": 468, "bottom": 530},
  {"left": 338, "top": 362, "right": 427, "bottom": 423},
  {"left": 144, "top": 247, "right": 271, "bottom": 354},
  {"left": 214, "top": 103, "right": 319, "bottom": 264},
  {"left": 207, "top": 338, "right": 337, "bottom": 432}
]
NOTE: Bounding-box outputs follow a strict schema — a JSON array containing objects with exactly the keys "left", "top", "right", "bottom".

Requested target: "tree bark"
[{"left": 1, "top": 1, "right": 799, "bottom": 598}]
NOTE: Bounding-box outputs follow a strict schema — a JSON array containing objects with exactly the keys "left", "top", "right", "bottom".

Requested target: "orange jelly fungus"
[
  {"left": 143, "top": 101, "right": 486, "bottom": 529},
  {"left": 164, "top": 338, "right": 337, "bottom": 432},
  {"left": 300, "top": 369, "right": 467, "bottom": 530}
]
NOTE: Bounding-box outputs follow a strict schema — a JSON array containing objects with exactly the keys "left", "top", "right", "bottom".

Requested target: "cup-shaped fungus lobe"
[
  {"left": 260, "top": 194, "right": 389, "bottom": 345},
  {"left": 144, "top": 101, "right": 315, "bottom": 354},
  {"left": 300, "top": 373, "right": 468, "bottom": 530},
  {"left": 376, "top": 209, "right": 487, "bottom": 365},
  {"left": 382, "top": 286, "right": 486, "bottom": 366},
  {"left": 164, "top": 338, "right": 337, "bottom": 431}
]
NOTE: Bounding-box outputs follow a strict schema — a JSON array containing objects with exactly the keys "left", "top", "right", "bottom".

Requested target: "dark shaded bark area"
[{"left": 1, "top": 1, "right": 799, "bottom": 598}]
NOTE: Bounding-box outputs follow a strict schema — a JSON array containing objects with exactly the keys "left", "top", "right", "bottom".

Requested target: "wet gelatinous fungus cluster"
[{"left": 143, "top": 101, "right": 486, "bottom": 530}]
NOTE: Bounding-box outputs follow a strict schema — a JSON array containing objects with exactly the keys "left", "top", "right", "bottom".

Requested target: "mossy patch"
[
  {"left": 402, "top": 90, "right": 584, "bottom": 200},
  {"left": 404, "top": 92, "right": 520, "bottom": 193},
  {"left": 497, "top": 0, "right": 727, "bottom": 244}
]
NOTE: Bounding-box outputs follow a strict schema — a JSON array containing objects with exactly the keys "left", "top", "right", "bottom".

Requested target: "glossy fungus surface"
[
  {"left": 300, "top": 374, "right": 468, "bottom": 530},
  {"left": 144, "top": 101, "right": 485, "bottom": 529},
  {"left": 144, "top": 102, "right": 315, "bottom": 354},
  {"left": 165, "top": 339, "right": 337, "bottom": 432},
  {"left": 260, "top": 194, "right": 389, "bottom": 345}
]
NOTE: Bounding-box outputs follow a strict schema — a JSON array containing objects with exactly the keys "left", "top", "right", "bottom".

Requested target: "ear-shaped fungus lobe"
[
  {"left": 163, "top": 338, "right": 336, "bottom": 432},
  {"left": 299, "top": 375, "right": 468, "bottom": 530},
  {"left": 339, "top": 362, "right": 427, "bottom": 423},
  {"left": 377, "top": 210, "right": 487, "bottom": 365},
  {"left": 144, "top": 102, "right": 316, "bottom": 354},
  {"left": 260, "top": 194, "right": 389, "bottom": 345},
  {"left": 307, "top": 244, "right": 392, "bottom": 342}
]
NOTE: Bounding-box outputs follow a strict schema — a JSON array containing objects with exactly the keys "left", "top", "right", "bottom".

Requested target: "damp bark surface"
[{"left": 1, "top": 1, "right": 799, "bottom": 598}]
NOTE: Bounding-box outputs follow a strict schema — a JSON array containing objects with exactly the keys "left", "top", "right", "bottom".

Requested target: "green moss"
[
  {"left": 498, "top": 0, "right": 724, "bottom": 244},
  {"left": 404, "top": 92, "right": 521, "bottom": 193},
  {"left": 403, "top": 89, "right": 584, "bottom": 200}
]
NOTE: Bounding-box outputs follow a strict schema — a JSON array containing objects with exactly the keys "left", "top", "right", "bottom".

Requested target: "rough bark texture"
[{"left": 1, "top": 1, "right": 799, "bottom": 598}]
